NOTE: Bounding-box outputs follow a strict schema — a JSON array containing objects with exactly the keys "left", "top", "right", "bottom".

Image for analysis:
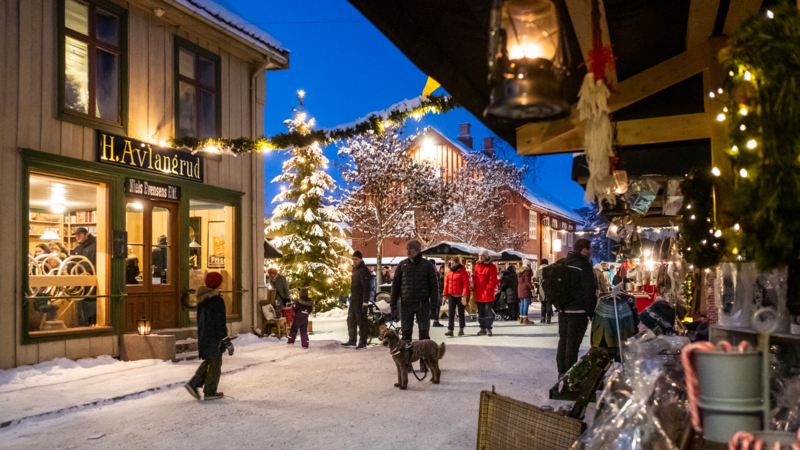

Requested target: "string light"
[
  {"left": 747, "top": 140, "right": 757, "bottom": 149},
  {"left": 689, "top": 265, "right": 694, "bottom": 269},
  {"left": 686, "top": 204, "right": 692, "bottom": 209},
  {"left": 687, "top": 247, "right": 692, "bottom": 251},
  {"left": 734, "top": 223, "right": 740, "bottom": 231},
  {"left": 732, "top": 145, "right": 738, "bottom": 153},
  {"left": 740, "top": 125, "right": 746, "bottom": 131},
  {"left": 702, "top": 240, "right": 707, "bottom": 244},
  {"left": 739, "top": 168, "right": 748, "bottom": 178},
  {"left": 767, "top": 10, "right": 774, "bottom": 19},
  {"left": 723, "top": 107, "right": 728, "bottom": 112},
  {"left": 716, "top": 113, "right": 725, "bottom": 122},
  {"left": 744, "top": 71, "right": 752, "bottom": 81},
  {"left": 717, "top": 88, "right": 723, "bottom": 94},
  {"left": 690, "top": 215, "right": 696, "bottom": 220},
  {"left": 711, "top": 167, "right": 721, "bottom": 176},
  {"left": 740, "top": 108, "right": 748, "bottom": 116},
  {"left": 714, "top": 230, "right": 722, "bottom": 238},
  {"left": 729, "top": 71, "right": 735, "bottom": 77},
  {"left": 709, "top": 92, "right": 715, "bottom": 98}
]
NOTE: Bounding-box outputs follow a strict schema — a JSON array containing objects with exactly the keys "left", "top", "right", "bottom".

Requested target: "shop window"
[
  {"left": 60, "top": 0, "right": 126, "bottom": 130},
  {"left": 188, "top": 199, "right": 237, "bottom": 318},
  {"left": 175, "top": 38, "right": 221, "bottom": 139},
  {"left": 27, "top": 173, "right": 109, "bottom": 336},
  {"left": 528, "top": 210, "right": 537, "bottom": 239}
]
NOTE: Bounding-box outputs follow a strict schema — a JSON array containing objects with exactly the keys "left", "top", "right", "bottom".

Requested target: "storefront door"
[{"left": 124, "top": 198, "right": 179, "bottom": 332}]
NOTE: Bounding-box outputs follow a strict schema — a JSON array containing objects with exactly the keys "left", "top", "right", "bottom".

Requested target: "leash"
[{"left": 393, "top": 343, "right": 427, "bottom": 382}]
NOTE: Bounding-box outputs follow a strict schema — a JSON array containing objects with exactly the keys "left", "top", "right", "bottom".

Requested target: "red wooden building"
[{"left": 350, "top": 125, "right": 584, "bottom": 267}]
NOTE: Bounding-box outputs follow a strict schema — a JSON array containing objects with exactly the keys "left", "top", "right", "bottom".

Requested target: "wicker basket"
[{"left": 477, "top": 387, "right": 585, "bottom": 450}]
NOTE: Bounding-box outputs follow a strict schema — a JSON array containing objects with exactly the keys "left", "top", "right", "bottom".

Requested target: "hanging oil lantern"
[{"left": 486, "top": 0, "right": 569, "bottom": 119}]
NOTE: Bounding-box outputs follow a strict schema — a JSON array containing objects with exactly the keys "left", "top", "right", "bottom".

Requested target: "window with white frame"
[
  {"left": 552, "top": 218, "right": 558, "bottom": 229},
  {"left": 529, "top": 210, "right": 537, "bottom": 239},
  {"left": 544, "top": 220, "right": 550, "bottom": 243}
]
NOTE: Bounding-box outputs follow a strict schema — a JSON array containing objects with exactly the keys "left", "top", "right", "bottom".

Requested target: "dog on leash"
[{"left": 381, "top": 329, "right": 445, "bottom": 389}]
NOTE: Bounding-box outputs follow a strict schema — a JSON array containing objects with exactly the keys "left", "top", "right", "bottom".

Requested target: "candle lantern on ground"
[{"left": 137, "top": 316, "right": 151, "bottom": 335}]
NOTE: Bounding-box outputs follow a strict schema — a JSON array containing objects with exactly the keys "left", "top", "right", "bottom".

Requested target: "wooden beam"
[
  {"left": 521, "top": 113, "right": 710, "bottom": 154},
  {"left": 723, "top": 0, "right": 764, "bottom": 36},
  {"left": 687, "top": 0, "right": 721, "bottom": 49},
  {"left": 517, "top": 38, "right": 725, "bottom": 155},
  {"left": 564, "top": 0, "right": 617, "bottom": 87}
]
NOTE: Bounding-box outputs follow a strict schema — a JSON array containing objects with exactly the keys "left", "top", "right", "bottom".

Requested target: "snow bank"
[
  {"left": 0, "top": 356, "right": 169, "bottom": 393},
  {"left": 312, "top": 307, "right": 348, "bottom": 321},
  {"left": 231, "top": 333, "right": 281, "bottom": 347}
]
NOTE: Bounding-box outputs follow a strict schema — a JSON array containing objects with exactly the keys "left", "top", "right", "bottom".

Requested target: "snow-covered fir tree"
[{"left": 268, "top": 92, "right": 352, "bottom": 307}]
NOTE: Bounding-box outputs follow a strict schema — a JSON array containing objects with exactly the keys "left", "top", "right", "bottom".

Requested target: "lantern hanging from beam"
[
  {"left": 137, "top": 316, "right": 151, "bottom": 335},
  {"left": 486, "top": 0, "right": 569, "bottom": 119}
]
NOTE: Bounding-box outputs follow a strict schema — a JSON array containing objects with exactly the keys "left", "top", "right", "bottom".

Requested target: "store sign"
[
  {"left": 125, "top": 178, "right": 181, "bottom": 201},
  {"left": 97, "top": 132, "right": 203, "bottom": 182}
]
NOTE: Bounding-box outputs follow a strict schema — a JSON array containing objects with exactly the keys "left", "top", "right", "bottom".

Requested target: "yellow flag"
[{"left": 422, "top": 77, "right": 440, "bottom": 97}]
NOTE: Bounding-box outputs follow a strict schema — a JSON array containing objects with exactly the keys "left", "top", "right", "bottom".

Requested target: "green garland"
[
  {"left": 679, "top": 168, "right": 726, "bottom": 269},
  {"left": 168, "top": 95, "right": 460, "bottom": 155},
  {"left": 720, "top": 2, "right": 800, "bottom": 276}
]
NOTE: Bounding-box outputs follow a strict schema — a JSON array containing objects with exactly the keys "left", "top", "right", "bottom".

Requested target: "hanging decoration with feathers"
[{"left": 579, "top": 0, "right": 617, "bottom": 206}]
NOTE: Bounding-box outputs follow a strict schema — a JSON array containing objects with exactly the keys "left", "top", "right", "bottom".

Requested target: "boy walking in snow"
[
  {"left": 288, "top": 288, "right": 313, "bottom": 348},
  {"left": 185, "top": 272, "right": 228, "bottom": 401}
]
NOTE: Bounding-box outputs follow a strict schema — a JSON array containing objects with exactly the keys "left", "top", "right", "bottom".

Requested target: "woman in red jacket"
[
  {"left": 473, "top": 250, "right": 498, "bottom": 336},
  {"left": 443, "top": 257, "right": 470, "bottom": 337}
]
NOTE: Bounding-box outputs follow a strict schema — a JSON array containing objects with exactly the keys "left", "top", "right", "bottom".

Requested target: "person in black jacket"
[
  {"left": 556, "top": 239, "right": 598, "bottom": 378},
  {"left": 390, "top": 240, "right": 439, "bottom": 345},
  {"left": 343, "top": 251, "right": 371, "bottom": 349},
  {"left": 185, "top": 272, "right": 228, "bottom": 401},
  {"left": 499, "top": 263, "right": 520, "bottom": 320}
]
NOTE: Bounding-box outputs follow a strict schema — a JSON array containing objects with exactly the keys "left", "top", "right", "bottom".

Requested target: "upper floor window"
[
  {"left": 175, "top": 38, "right": 221, "bottom": 139},
  {"left": 528, "top": 210, "right": 537, "bottom": 239},
  {"left": 61, "top": 0, "right": 126, "bottom": 129},
  {"left": 552, "top": 218, "right": 558, "bottom": 230}
]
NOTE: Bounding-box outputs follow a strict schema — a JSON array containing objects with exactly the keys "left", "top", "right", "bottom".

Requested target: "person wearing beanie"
[
  {"left": 535, "top": 259, "right": 552, "bottom": 323},
  {"left": 344, "top": 251, "right": 371, "bottom": 349},
  {"left": 443, "top": 257, "right": 470, "bottom": 337},
  {"left": 472, "top": 249, "right": 498, "bottom": 336},
  {"left": 288, "top": 288, "right": 313, "bottom": 348},
  {"left": 186, "top": 272, "right": 228, "bottom": 401},
  {"left": 517, "top": 259, "right": 535, "bottom": 325},
  {"left": 390, "top": 239, "right": 439, "bottom": 370},
  {"left": 638, "top": 301, "right": 676, "bottom": 336},
  {"left": 267, "top": 267, "right": 291, "bottom": 308}
]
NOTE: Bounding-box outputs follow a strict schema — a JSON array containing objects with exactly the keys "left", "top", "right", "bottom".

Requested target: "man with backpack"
[{"left": 543, "top": 239, "right": 597, "bottom": 379}]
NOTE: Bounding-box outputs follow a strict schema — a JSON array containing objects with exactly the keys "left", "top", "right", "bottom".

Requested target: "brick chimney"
[
  {"left": 457, "top": 123, "right": 473, "bottom": 149},
  {"left": 482, "top": 137, "right": 495, "bottom": 158}
]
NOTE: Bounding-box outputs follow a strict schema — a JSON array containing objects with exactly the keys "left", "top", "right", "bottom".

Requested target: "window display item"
[{"left": 625, "top": 179, "right": 661, "bottom": 215}]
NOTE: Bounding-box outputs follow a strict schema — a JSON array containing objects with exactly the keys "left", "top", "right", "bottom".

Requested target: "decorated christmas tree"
[{"left": 268, "top": 92, "right": 352, "bottom": 309}]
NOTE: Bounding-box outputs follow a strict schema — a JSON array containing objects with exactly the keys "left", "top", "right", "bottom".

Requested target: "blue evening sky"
[{"left": 216, "top": 0, "right": 587, "bottom": 214}]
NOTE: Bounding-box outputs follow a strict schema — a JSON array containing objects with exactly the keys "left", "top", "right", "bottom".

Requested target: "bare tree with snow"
[{"left": 338, "top": 125, "right": 439, "bottom": 285}]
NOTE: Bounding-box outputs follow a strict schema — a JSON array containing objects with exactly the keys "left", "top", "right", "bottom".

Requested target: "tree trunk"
[{"left": 376, "top": 239, "right": 383, "bottom": 288}]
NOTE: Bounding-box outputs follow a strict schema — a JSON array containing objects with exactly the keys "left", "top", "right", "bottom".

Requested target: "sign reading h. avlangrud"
[{"left": 97, "top": 131, "right": 203, "bottom": 182}]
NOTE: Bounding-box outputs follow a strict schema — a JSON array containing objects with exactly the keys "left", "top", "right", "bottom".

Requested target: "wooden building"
[
  {"left": 350, "top": 125, "right": 583, "bottom": 265},
  {"left": 0, "top": 0, "right": 289, "bottom": 369}
]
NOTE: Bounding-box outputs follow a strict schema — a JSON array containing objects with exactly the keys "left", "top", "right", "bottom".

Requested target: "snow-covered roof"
[
  {"left": 423, "top": 127, "right": 471, "bottom": 155},
  {"left": 422, "top": 241, "right": 502, "bottom": 259},
  {"left": 524, "top": 183, "right": 584, "bottom": 224},
  {"left": 362, "top": 256, "right": 443, "bottom": 266},
  {"left": 499, "top": 249, "right": 537, "bottom": 261},
  {"left": 173, "top": 0, "right": 287, "bottom": 55}
]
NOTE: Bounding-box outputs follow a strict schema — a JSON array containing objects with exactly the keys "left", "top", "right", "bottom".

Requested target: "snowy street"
[{"left": 1, "top": 306, "right": 590, "bottom": 450}]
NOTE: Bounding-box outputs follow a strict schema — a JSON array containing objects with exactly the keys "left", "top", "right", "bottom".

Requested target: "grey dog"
[{"left": 381, "top": 329, "right": 446, "bottom": 389}]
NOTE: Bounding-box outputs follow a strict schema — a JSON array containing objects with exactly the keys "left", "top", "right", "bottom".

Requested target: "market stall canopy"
[
  {"left": 346, "top": 0, "right": 763, "bottom": 153},
  {"left": 500, "top": 249, "right": 538, "bottom": 261},
  {"left": 421, "top": 241, "right": 502, "bottom": 259},
  {"left": 362, "top": 256, "right": 444, "bottom": 265},
  {"left": 264, "top": 240, "right": 282, "bottom": 259}
]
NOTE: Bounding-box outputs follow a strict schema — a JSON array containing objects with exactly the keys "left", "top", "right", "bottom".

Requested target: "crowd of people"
[{"left": 186, "top": 239, "right": 677, "bottom": 400}]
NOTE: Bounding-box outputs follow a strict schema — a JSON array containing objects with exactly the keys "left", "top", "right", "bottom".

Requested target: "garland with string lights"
[{"left": 168, "top": 94, "right": 460, "bottom": 155}]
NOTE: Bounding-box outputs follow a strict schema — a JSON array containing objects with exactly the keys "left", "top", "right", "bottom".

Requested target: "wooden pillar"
[{"left": 703, "top": 37, "right": 733, "bottom": 226}]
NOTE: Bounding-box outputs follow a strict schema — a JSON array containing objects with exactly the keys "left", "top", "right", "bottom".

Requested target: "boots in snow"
[
  {"left": 540, "top": 315, "right": 546, "bottom": 323},
  {"left": 445, "top": 330, "right": 454, "bottom": 337},
  {"left": 521, "top": 316, "right": 532, "bottom": 325},
  {"left": 546, "top": 314, "right": 552, "bottom": 324},
  {"left": 458, "top": 328, "right": 464, "bottom": 336}
]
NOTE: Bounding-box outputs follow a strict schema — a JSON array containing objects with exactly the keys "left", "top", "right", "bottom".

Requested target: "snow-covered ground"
[{"left": 0, "top": 305, "right": 591, "bottom": 449}]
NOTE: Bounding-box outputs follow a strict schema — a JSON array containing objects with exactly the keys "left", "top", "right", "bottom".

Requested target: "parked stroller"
[
  {"left": 365, "top": 292, "right": 398, "bottom": 344},
  {"left": 493, "top": 291, "right": 513, "bottom": 321}
]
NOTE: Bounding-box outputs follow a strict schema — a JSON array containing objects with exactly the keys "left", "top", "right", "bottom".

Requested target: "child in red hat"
[{"left": 185, "top": 272, "right": 228, "bottom": 401}]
